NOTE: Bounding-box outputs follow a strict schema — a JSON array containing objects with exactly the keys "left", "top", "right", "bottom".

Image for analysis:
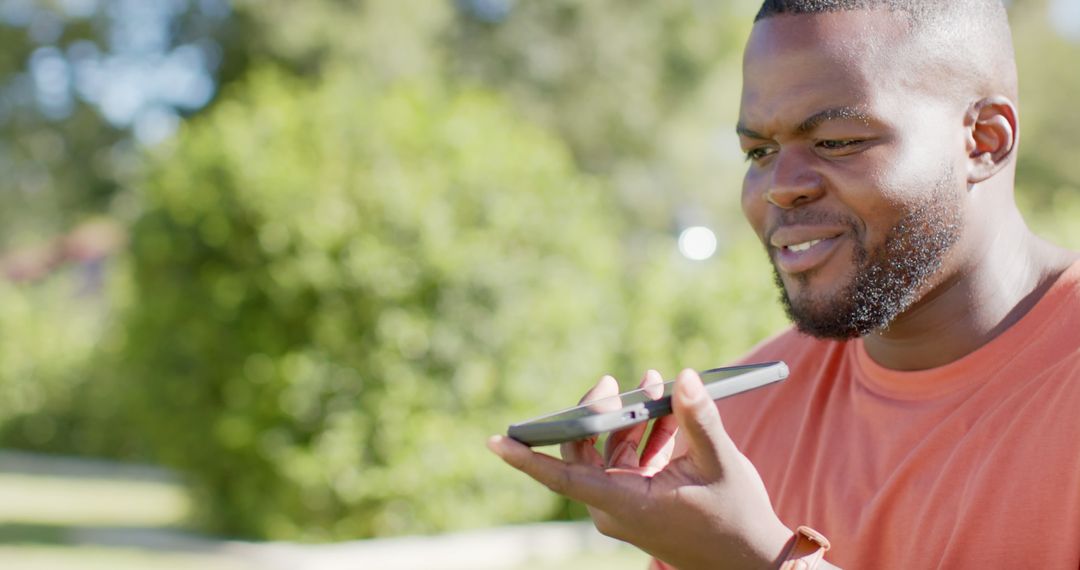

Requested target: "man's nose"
[{"left": 764, "top": 148, "right": 824, "bottom": 209}]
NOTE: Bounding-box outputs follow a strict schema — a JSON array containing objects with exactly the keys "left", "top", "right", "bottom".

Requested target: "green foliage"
[
  {"left": 447, "top": 0, "right": 752, "bottom": 170},
  {"left": 0, "top": 3, "right": 239, "bottom": 250},
  {"left": 228, "top": 0, "right": 755, "bottom": 228},
  {"left": 1008, "top": 3, "right": 1080, "bottom": 250},
  {"left": 0, "top": 262, "right": 134, "bottom": 455},
  {"left": 0, "top": 273, "right": 101, "bottom": 441},
  {"left": 620, "top": 235, "right": 788, "bottom": 376},
  {"left": 122, "top": 69, "right": 629, "bottom": 540}
]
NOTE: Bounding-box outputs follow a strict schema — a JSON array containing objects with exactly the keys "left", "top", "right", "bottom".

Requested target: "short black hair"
[{"left": 754, "top": 0, "right": 1005, "bottom": 25}]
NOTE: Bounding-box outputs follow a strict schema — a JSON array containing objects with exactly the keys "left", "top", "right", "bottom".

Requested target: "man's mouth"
[
  {"left": 785, "top": 239, "right": 823, "bottom": 253},
  {"left": 768, "top": 226, "right": 848, "bottom": 275}
]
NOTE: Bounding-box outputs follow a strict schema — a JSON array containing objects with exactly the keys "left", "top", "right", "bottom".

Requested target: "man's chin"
[
  {"left": 778, "top": 276, "right": 847, "bottom": 309},
  {"left": 774, "top": 271, "right": 869, "bottom": 340},
  {"left": 787, "top": 304, "right": 868, "bottom": 340},
  {"left": 782, "top": 297, "right": 865, "bottom": 340}
]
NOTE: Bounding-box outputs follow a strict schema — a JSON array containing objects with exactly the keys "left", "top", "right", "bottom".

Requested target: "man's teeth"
[{"left": 787, "top": 239, "right": 823, "bottom": 253}]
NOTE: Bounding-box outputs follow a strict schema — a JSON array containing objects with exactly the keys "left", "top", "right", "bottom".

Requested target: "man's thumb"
[{"left": 672, "top": 368, "right": 735, "bottom": 476}]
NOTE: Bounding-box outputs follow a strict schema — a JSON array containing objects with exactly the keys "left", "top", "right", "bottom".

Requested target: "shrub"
[
  {"left": 0, "top": 261, "right": 136, "bottom": 456},
  {"left": 122, "top": 69, "right": 627, "bottom": 540}
]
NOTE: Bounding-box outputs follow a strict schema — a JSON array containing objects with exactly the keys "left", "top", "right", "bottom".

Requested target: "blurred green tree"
[
  {"left": 1011, "top": 0, "right": 1080, "bottom": 242},
  {"left": 122, "top": 68, "right": 629, "bottom": 539},
  {"left": 0, "top": 0, "right": 245, "bottom": 249},
  {"left": 0, "top": 265, "right": 114, "bottom": 447},
  {"left": 228, "top": 0, "right": 756, "bottom": 228}
]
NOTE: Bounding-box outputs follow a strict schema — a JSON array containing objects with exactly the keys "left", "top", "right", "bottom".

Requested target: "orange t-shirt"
[{"left": 655, "top": 260, "right": 1080, "bottom": 569}]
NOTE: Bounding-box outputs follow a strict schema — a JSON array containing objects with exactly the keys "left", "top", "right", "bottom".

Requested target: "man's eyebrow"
[
  {"left": 736, "top": 107, "right": 874, "bottom": 140},
  {"left": 796, "top": 107, "right": 873, "bottom": 135},
  {"left": 735, "top": 123, "right": 766, "bottom": 139}
]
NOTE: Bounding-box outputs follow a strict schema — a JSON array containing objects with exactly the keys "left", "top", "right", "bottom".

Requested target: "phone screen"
[{"left": 525, "top": 365, "right": 769, "bottom": 424}]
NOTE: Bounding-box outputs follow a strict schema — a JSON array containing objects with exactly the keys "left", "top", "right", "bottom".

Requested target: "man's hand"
[{"left": 487, "top": 369, "right": 794, "bottom": 570}]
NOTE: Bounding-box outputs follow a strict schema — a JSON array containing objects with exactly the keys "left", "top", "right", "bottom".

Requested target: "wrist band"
[{"left": 778, "top": 526, "right": 830, "bottom": 570}]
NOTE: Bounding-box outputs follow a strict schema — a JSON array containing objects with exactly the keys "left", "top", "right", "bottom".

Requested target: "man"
[{"left": 489, "top": 1, "right": 1080, "bottom": 568}]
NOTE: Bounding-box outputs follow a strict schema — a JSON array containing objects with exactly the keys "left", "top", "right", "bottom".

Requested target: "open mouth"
[
  {"left": 785, "top": 239, "right": 824, "bottom": 253},
  {"left": 773, "top": 234, "right": 846, "bottom": 275}
]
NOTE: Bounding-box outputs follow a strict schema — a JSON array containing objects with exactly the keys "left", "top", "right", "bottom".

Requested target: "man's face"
[{"left": 738, "top": 10, "right": 968, "bottom": 339}]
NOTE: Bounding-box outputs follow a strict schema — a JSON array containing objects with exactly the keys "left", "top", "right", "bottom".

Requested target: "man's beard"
[{"left": 773, "top": 172, "right": 962, "bottom": 340}]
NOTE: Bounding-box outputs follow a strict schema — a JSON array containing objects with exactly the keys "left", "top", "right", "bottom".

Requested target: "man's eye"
[
  {"left": 818, "top": 139, "right": 862, "bottom": 150},
  {"left": 744, "top": 147, "right": 775, "bottom": 162}
]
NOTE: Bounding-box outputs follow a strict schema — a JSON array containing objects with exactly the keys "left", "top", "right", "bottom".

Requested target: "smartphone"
[{"left": 507, "top": 361, "right": 788, "bottom": 447}]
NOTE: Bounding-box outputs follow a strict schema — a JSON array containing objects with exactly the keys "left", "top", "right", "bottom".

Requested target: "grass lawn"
[
  {"left": 0, "top": 466, "right": 250, "bottom": 570},
  {"left": 0, "top": 455, "right": 651, "bottom": 569},
  {"left": 0, "top": 472, "right": 189, "bottom": 527}
]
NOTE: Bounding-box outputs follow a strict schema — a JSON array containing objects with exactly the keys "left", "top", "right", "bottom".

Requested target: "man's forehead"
[
  {"left": 738, "top": 51, "right": 877, "bottom": 135},
  {"left": 750, "top": 7, "right": 913, "bottom": 44},
  {"left": 738, "top": 10, "right": 913, "bottom": 133},
  {"left": 744, "top": 9, "right": 913, "bottom": 71}
]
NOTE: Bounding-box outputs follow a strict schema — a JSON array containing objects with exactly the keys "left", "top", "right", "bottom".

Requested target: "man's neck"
[{"left": 861, "top": 217, "right": 1077, "bottom": 372}]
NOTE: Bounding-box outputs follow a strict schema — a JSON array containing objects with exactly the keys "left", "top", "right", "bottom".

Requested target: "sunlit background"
[{"left": 1, "top": 0, "right": 1078, "bottom": 568}]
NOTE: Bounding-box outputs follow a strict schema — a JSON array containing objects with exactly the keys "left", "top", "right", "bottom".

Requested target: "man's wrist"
[{"left": 775, "top": 526, "right": 831, "bottom": 570}]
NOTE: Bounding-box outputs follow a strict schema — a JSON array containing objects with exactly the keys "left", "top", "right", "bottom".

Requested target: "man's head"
[{"left": 739, "top": 0, "right": 1019, "bottom": 339}]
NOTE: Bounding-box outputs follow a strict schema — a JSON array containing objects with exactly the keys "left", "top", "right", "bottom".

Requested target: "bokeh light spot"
[{"left": 677, "top": 226, "right": 718, "bottom": 261}]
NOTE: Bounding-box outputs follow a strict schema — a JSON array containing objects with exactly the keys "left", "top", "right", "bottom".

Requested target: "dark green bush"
[{"left": 123, "top": 69, "right": 627, "bottom": 540}]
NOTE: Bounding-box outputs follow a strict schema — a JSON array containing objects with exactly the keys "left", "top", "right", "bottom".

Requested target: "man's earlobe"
[{"left": 966, "top": 96, "right": 1018, "bottom": 184}]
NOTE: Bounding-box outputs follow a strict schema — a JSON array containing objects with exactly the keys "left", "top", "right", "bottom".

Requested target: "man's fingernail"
[{"left": 487, "top": 435, "right": 508, "bottom": 456}]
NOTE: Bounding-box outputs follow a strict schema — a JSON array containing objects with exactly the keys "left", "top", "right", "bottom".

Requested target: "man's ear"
[{"left": 965, "top": 96, "right": 1018, "bottom": 184}]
